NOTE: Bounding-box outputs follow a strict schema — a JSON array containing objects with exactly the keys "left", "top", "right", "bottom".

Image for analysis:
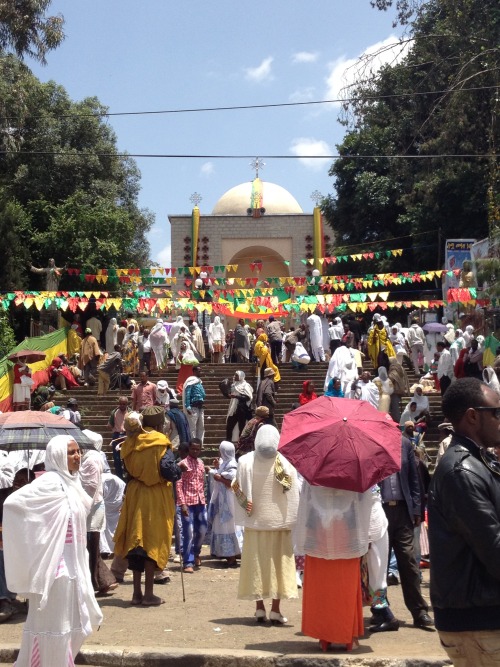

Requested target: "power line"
[
  {"left": 0, "top": 85, "right": 498, "bottom": 122},
  {"left": 0, "top": 151, "right": 494, "bottom": 159}
]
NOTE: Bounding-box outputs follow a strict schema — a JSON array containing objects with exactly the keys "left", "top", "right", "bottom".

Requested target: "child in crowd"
[{"left": 175, "top": 439, "right": 207, "bottom": 573}]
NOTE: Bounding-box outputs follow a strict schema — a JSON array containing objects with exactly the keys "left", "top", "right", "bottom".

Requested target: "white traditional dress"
[
  {"left": 99, "top": 472, "right": 126, "bottom": 555},
  {"left": 149, "top": 319, "right": 169, "bottom": 369},
  {"left": 208, "top": 442, "right": 243, "bottom": 559},
  {"left": 306, "top": 313, "right": 325, "bottom": 362},
  {"left": 3, "top": 435, "right": 103, "bottom": 667},
  {"left": 233, "top": 426, "right": 299, "bottom": 602}
]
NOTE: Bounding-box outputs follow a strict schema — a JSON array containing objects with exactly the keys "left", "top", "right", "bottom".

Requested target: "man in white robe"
[{"left": 306, "top": 312, "right": 325, "bottom": 362}]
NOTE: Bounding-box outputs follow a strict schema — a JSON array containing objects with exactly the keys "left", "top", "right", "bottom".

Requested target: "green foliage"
[
  {"left": 0, "top": 56, "right": 153, "bottom": 291},
  {"left": 0, "top": 0, "right": 64, "bottom": 64},
  {"left": 324, "top": 0, "right": 498, "bottom": 269},
  {"left": 0, "top": 312, "right": 16, "bottom": 359},
  {"left": 0, "top": 189, "right": 31, "bottom": 290}
]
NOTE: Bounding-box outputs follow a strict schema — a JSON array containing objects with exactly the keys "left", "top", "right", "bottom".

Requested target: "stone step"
[{"left": 63, "top": 360, "right": 444, "bottom": 470}]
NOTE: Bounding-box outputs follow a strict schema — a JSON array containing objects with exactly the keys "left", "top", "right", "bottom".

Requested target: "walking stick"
[
  {"left": 172, "top": 487, "right": 186, "bottom": 602},
  {"left": 174, "top": 509, "right": 186, "bottom": 602}
]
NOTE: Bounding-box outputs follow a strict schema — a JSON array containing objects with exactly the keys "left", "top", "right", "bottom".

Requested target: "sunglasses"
[{"left": 473, "top": 407, "right": 500, "bottom": 419}]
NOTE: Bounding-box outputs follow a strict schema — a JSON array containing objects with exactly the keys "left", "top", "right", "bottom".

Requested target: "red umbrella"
[
  {"left": 278, "top": 396, "right": 402, "bottom": 492},
  {"left": 8, "top": 349, "right": 46, "bottom": 364}
]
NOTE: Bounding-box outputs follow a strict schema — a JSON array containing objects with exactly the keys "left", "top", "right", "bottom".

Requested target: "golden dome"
[{"left": 212, "top": 180, "right": 303, "bottom": 215}]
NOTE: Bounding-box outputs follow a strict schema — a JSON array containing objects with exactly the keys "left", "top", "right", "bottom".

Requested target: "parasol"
[
  {"left": 0, "top": 411, "right": 94, "bottom": 450},
  {"left": 278, "top": 396, "right": 401, "bottom": 492},
  {"left": 8, "top": 349, "right": 47, "bottom": 364},
  {"left": 422, "top": 323, "right": 448, "bottom": 333}
]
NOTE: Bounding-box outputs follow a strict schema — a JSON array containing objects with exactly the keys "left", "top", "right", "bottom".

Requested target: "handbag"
[{"left": 159, "top": 448, "right": 182, "bottom": 483}]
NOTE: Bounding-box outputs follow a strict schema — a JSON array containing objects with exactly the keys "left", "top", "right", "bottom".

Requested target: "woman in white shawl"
[
  {"left": 80, "top": 446, "right": 117, "bottom": 595},
  {"left": 483, "top": 367, "right": 500, "bottom": 397},
  {"left": 208, "top": 316, "right": 226, "bottom": 364},
  {"left": 207, "top": 441, "right": 243, "bottom": 567},
  {"left": 105, "top": 317, "right": 118, "bottom": 354},
  {"left": 389, "top": 325, "right": 407, "bottom": 366},
  {"left": 373, "top": 366, "right": 394, "bottom": 414},
  {"left": 406, "top": 384, "right": 430, "bottom": 417},
  {"left": 450, "top": 329, "right": 465, "bottom": 365},
  {"left": 233, "top": 425, "right": 299, "bottom": 624},
  {"left": 3, "top": 435, "right": 103, "bottom": 666},
  {"left": 226, "top": 370, "right": 253, "bottom": 441},
  {"left": 324, "top": 342, "right": 357, "bottom": 395},
  {"left": 296, "top": 481, "right": 372, "bottom": 651},
  {"left": 191, "top": 322, "right": 206, "bottom": 360},
  {"left": 168, "top": 315, "right": 184, "bottom": 359},
  {"left": 463, "top": 324, "right": 475, "bottom": 347},
  {"left": 99, "top": 472, "right": 126, "bottom": 557},
  {"left": 149, "top": 319, "right": 169, "bottom": 370}
]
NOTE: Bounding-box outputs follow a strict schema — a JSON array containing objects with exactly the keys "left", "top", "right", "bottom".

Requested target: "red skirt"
[{"left": 302, "top": 555, "right": 364, "bottom": 645}]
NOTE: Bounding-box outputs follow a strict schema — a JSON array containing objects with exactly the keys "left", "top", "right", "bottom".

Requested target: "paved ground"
[{"left": 0, "top": 546, "right": 450, "bottom": 665}]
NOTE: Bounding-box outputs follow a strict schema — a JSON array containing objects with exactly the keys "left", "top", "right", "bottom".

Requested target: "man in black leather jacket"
[{"left": 429, "top": 377, "right": 500, "bottom": 665}]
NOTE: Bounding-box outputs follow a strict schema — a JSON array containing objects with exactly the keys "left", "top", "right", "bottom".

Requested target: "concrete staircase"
[{"left": 60, "top": 359, "right": 444, "bottom": 473}]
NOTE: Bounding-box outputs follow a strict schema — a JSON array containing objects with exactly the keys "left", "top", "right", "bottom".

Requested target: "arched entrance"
[{"left": 223, "top": 244, "right": 291, "bottom": 329}]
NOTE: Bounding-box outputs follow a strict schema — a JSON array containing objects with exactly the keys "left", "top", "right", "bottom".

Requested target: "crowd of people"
[{"left": 2, "top": 308, "right": 500, "bottom": 665}]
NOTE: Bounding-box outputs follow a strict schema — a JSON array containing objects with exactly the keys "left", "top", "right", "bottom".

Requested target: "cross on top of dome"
[
  {"left": 250, "top": 157, "right": 265, "bottom": 179},
  {"left": 190, "top": 192, "right": 202, "bottom": 207}
]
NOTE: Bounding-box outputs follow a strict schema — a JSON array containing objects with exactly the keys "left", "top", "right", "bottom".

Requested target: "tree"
[
  {"left": 0, "top": 311, "right": 16, "bottom": 359},
  {"left": 324, "top": 0, "right": 498, "bottom": 270},
  {"left": 0, "top": 0, "right": 64, "bottom": 64},
  {"left": 0, "top": 188, "right": 31, "bottom": 290},
  {"left": 0, "top": 56, "right": 153, "bottom": 290}
]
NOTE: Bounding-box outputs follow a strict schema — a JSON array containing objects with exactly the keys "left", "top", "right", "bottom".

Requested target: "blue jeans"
[
  {"left": 112, "top": 431, "right": 125, "bottom": 480},
  {"left": 180, "top": 504, "right": 207, "bottom": 567}
]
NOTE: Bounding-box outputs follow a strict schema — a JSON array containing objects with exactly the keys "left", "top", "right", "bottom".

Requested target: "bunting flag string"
[
  {"left": 0, "top": 289, "right": 487, "bottom": 317},
  {"left": 63, "top": 247, "right": 407, "bottom": 284},
  {"left": 62, "top": 267, "right": 459, "bottom": 289},
  {"left": 302, "top": 248, "right": 405, "bottom": 266}
]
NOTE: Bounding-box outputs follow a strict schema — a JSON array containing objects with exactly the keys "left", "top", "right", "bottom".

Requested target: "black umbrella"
[{"left": 0, "top": 411, "right": 94, "bottom": 451}]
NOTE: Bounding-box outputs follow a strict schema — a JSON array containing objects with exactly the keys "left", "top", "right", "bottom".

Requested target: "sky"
[{"left": 28, "top": 0, "right": 405, "bottom": 268}]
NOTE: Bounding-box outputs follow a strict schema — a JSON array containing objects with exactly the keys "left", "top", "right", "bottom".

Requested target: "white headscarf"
[
  {"left": 377, "top": 366, "right": 393, "bottom": 396},
  {"left": 408, "top": 385, "right": 429, "bottom": 413},
  {"left": 483, "top": 367, "right": 500, "bottom": 396},
  {"left": 217, "top": 440, "right": 237, "bottom": 478},
  {"left": 227, "top": 370, "right": 253, "bottom": 418},
  {"left": 255, "top": 424, "right": 280, "bottom": 459},
  {"left": 233, "top": 370, "right": 253, "bottom": 400}
]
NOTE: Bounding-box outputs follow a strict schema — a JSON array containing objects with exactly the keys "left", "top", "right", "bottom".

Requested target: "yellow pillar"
[
  {"left": 313, "top": 206, "right": 324, "bottom": 272},
  {"left": 191, "top": 206, "right": 200, "bottom": 267}
]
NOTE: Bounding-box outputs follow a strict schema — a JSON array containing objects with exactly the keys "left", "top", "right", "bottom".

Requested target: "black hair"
[
  {"left": 442, "top": 377, "right": 488, "bottom": 424},
  {"left": 178, "top": 442, "right": 189, "bottom": 456},
  {"left": 189, "top": 438, "right": 202, "bottom": 446},
  {"left": 436, "top": 340, "right": 449, "bottom": 349}
]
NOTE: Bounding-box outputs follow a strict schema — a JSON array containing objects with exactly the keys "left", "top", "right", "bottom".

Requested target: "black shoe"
[
  {"left": 369, "top": 619, "right": 400, "bottom": 633},
  {"left": 413, "top": 612, "right": 434, "bottom": 629},
  {"left": 387, "top": 573, "right": 399, "bottom": 586}
]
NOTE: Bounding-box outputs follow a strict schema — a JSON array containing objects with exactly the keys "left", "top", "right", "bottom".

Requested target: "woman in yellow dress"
[
  {"left": 367, "top": 318, "right": 395, "bottom": 369},
  {"left": 254, "top": 333, "right": 281, "bottom": 382}
]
